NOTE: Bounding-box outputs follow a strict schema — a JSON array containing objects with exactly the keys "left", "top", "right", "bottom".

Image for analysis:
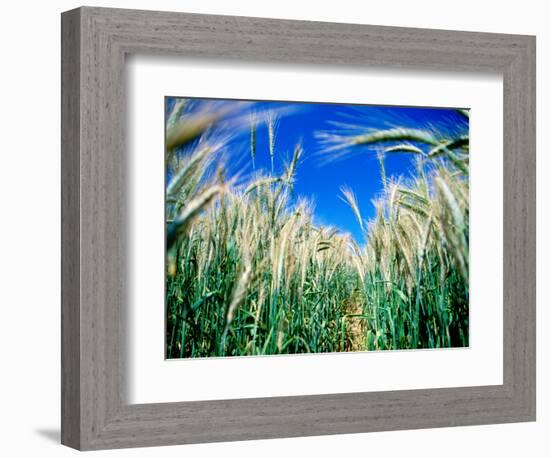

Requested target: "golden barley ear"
[
  {"left": 166, "top": 185, "right": 224, "bottom": 250},
  {"left": 339, "top": 186, "right": 364, "bottom": 234}
]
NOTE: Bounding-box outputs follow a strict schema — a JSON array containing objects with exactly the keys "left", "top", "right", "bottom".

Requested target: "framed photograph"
[
  {"left": 61, "top": 6, "right": 536, "bottom": 450},
  {"left": 163, "top": 98, "right": 471, "bottom": 360}
]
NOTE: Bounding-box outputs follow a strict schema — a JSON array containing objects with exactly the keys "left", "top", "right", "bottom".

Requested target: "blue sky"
[{"left": 166, "top": 97, "right": 468, "bottom": 242}]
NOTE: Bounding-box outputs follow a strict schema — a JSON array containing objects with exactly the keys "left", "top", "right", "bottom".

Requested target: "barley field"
[{"left": 165, "top": 98, "right": 469, "bottom": 359}]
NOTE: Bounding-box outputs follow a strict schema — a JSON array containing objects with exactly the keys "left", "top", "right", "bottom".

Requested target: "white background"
[
  {"left": 0, "top": 0, "right": 546, "bottom": 457},
  {"left": 128, "top": 58, "right": 503, "bottom": 403}
]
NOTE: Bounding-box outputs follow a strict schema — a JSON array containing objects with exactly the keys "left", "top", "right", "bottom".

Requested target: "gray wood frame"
[{"left": 61, "top": 6, "right": 536, "bottom": 451}]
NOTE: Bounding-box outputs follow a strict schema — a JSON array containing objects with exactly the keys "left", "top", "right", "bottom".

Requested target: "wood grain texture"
[
  {"left": 60, "top": 7, "right": 81, "bottom": 450},
  {"left": 61, "top": 6, "right": 536, "bottom": 450}
]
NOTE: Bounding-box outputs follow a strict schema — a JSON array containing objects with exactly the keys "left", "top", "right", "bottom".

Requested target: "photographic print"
[{"left": 165, "top": 97, "right": 469, "bottom": 359}]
